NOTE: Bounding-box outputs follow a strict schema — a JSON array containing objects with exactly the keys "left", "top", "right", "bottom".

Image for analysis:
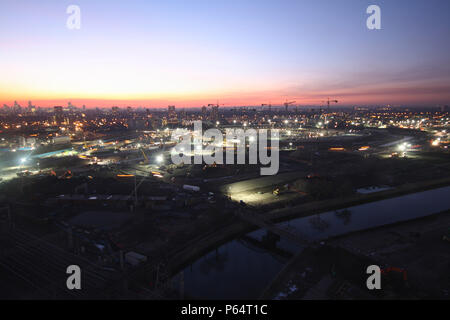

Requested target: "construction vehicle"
[
  {"left": 59, "top": 170, "right": 73, "bottom": 179},
  {"left": 202, "top": 162, "right": 218, "bottom": 170},
  {"left": 273, "top": 184, "right": 290, "bottom": 196}
]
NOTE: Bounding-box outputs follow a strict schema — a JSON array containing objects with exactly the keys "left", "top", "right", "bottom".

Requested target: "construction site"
[{"left": 0, "top": 105, "right": 449, "bottom": 299}]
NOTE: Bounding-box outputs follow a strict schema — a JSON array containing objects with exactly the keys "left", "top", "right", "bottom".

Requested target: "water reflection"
[
  {"left": 335, "top": 209, "right": 352, "bottom": 225},
  {"left": 308, "top": 215, "right": 331, "bottom": 231},
  {"left": 180, "top": 186, "right": 450, "bottom": 299},
  {"left": 285, "top": 186, "right": 450, "bottom": 241},
  {"left": 198, "top": 250, "right": 229, "bottom": 275}
]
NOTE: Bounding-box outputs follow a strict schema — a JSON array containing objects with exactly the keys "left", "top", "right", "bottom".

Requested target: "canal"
[{"left": 175, "top": 186, "right": 450, "bottom": 299}]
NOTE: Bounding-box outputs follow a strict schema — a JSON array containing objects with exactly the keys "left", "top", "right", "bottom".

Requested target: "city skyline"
[
  {"left": 1, "top": 0, "right": 450, "bottom": 108},
  {"left": 1, "top": 0, "right": 450, "bottom": 304}
]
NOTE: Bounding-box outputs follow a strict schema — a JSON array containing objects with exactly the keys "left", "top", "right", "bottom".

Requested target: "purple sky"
[{"left": 1, "top": 0, "right": 449, "bottom": 107}]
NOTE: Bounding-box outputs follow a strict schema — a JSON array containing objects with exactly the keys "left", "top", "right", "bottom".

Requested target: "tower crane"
[
  {"left": 261, "top": 103, "right": 272, "bottom": 112},
  {"left": 284, "top": 100, "right": 296, "bottom": 112},
  {"left": 207, "top": 101, "right": 225, "bottom": 108},
  {"left": 322, "top": 98, "right": 338, "bottom": 114},
  {"left": 208, "top": 102, "right": 224, "bottom": 122},
  {"left": 321, "top": 98, "right": 338, "bottom": 134}
]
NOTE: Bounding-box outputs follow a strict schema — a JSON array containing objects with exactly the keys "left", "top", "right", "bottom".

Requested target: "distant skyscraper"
[
  {"left": 2, "top": 104, "right": 10, "bottom": 114},
  {"left": 180, "top": 108, "right": 186, "bottom": 120},
  {"left": 68, "top": 101, "right": 76, "bottom": 110},
  {"left": 27, "top": 101, "right": 36, "bottom": 114},
  {"left": 168, "top": 105, "right": 176, "bottom": 119},
  {"left": 211, "top": 105, "right": 219, "bottom": 121},
  {"left": 13, "top": 101, "right": 21, "bottom": 113},
  {"left": 54, "top": 106, "right": 64, "bottom": 125},
  {"left": 167, "top": 105, "right": 179, "bottom": 125}
]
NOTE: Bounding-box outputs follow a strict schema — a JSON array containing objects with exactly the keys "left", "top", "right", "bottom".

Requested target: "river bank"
[
  {"left": 168, "top": 176, "right": 450, "bottom": 275},
  {"left": 261, "top": 210, "right": 450, "bottom": 300},
  {"left": 170, "top": 182, "right": 450, "bottom": 299}
]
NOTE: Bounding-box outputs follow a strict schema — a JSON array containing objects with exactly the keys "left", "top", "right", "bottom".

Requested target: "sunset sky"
[{"left": 1, "top": 0, "right": 450, "bottom": 108}]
